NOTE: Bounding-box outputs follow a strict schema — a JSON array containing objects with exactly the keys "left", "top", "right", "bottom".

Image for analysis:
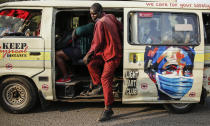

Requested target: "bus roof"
[{"left": 0, "top": 0, "right": 210, "bottom": 10}]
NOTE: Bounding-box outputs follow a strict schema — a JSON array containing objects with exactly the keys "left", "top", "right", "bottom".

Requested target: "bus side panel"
[{"left": 123, "top": 8, "right": 204, "bottom": 104}]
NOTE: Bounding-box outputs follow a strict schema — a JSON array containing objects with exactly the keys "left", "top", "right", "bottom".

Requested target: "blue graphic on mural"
[{"left": 144, "top": 46, "right": 195, "bottom": 100}]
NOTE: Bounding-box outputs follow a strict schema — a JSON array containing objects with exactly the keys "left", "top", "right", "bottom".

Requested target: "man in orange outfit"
[{"left": 83, "top": 3, "right": 123, "bottom": 121}]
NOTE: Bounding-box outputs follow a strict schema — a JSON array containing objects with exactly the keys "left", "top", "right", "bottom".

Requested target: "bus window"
[
  {"left": 129, "top": 12, "right": 200, "bottom": 45},
  {"left": 0, "top": 9, "right": 41, "bottom": 37}
]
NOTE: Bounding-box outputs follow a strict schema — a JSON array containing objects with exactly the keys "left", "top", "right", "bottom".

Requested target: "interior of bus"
[{"left": 54, "top": 9, "right": 123, "bottom": 99}]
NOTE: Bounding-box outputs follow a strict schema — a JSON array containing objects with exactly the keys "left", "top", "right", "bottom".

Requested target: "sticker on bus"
[{"left": 138, "top": 12, "right": 153, "bottom": 17}]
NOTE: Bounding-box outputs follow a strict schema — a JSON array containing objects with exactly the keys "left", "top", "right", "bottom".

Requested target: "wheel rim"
[
  {"left": 2, "top": 83, "right": 28, "bottom": 108},
  {"left": 171, "top": 103, "right": 190, "bottom": 109}
]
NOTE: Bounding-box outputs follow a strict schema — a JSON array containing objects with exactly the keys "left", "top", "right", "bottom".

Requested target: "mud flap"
[
  {"left": 199, "top": 87, "right": 207, "bottom": 105},
  {"left": 38, "top": 90, "right": 51, "bottom": 110}
]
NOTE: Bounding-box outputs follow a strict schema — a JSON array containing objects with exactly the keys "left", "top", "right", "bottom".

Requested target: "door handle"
[{"left": 30, "top": 52, "right": 41, "bottom": 56}]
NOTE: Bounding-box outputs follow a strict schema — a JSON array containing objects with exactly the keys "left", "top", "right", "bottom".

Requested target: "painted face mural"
[{"left": 144, "top": 46, "right": 195, "bottom": 100}]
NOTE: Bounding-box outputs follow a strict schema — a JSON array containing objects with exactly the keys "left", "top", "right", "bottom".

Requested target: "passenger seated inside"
[{"left": 55, "top": 22, "right": 94, "bottom": 83}]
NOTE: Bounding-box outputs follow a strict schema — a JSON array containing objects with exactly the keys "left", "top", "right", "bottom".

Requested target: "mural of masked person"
[{"left": 144, "top": 46, "right": 195, "bottom": 100}]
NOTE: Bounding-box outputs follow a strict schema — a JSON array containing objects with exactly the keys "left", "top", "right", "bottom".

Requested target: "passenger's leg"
[{"left": 55, "top": 50, "right": 71, "bottom": 82}]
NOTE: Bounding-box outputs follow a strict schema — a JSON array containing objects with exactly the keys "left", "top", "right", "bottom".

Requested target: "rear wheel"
[
  {"left": 164, "top": 103, "right": 196, "bottom": 114},
  {"left": 0, "top": 76, "right": 37, "bottom": 114}
]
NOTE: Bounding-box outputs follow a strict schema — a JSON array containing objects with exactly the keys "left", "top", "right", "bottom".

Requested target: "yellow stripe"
[
  {"left": 204, "top": 53, "right": 210, "bottom": 61},
  {"left": 129, "top": 53, "right": 144, "bottom": 62},
  {"left": 1, "top": 51, "right": 206, "bottom": 62},
  {"left": 44, "top": 52, "right": 51, "bottom": 61},
  {"left": 0, "top": 52, "right": 51, "bottom": 61},
  {"left": 195, "top": 54, "right": 204, "bottom": 62},
  {"left": 0, "top": 52, "right": 3, "bottom": 60},
  {"left": 10, "top": 52, "right": 44, "bottom": 60}
]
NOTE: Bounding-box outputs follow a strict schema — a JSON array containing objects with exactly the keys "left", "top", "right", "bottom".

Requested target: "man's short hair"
[{"left": 90, "top": 3, "right": 103, "bottom": 13}]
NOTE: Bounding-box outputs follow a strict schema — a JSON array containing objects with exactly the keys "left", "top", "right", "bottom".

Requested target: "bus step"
[
  {"left": 55, "top": 80, "right": 80, "bottom": 86},
  {"left": 56, "top": 80, "right": 81, "bottom": 98}
]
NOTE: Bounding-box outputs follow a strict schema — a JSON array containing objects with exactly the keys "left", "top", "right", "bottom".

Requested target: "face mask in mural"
[{"left": 144, "top": 46, "right": 195, "bottom": 100}]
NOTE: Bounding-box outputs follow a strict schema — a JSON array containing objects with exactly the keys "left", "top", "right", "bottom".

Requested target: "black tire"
[
  {"left": 164, "top": 103, "right": 196, "bottom": 114},
  {"left": 0, "top": 76, "right": 37, "bottom": 114}
]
